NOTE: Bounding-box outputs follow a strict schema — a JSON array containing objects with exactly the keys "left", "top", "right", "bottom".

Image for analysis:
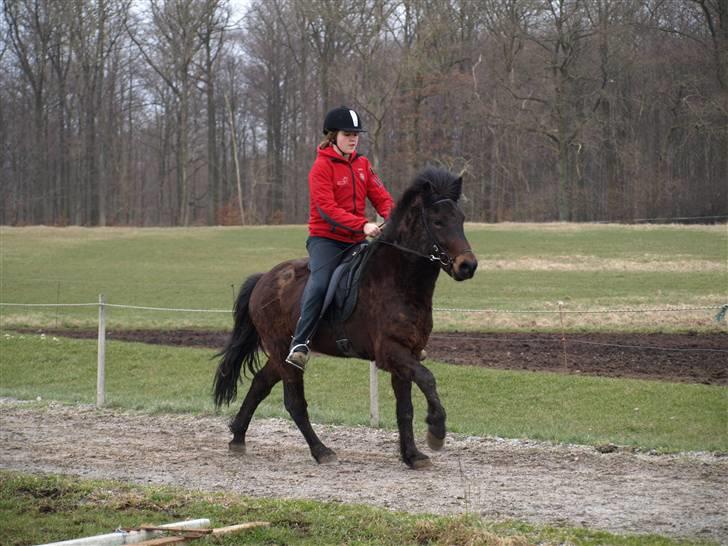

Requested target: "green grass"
[
  {"left": 466, "top": 222, "right": 726, "bottom": 260},
  {"left": 1, "top": 225, "right": 725, "bottom": 545},
  {"left": 1, "top": 224, "right": 725, "bottom": 331},
  {"left": 0, "top": 226, "right": 304, "bottom": 330},
  {"left": 2, "top": 333, "right": 725, "bottom": 453},
  {"left": 0, "top": 471, "right": 712, "bottom": 546}
]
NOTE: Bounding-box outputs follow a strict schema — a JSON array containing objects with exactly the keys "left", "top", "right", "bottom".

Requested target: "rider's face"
[{"left": 336, "top": 131, "right": 359, "bottom": 155}]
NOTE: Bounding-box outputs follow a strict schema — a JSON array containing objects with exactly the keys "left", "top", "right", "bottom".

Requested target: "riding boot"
[
  {"left": 285, "top": 236, "right": 351, "bottom": 372},
  {"left": 286, "top": 342, "right": 310, "bottom": 371},
  {"left": 286, "top": 312, "right": 318, "bottom": 372}
]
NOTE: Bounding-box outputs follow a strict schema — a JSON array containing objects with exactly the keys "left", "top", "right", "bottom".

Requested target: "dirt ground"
[
  {"left": 1, "top": 400, "right": 726, "bottom": 543},
  {"left": 33, "top": 328, "right": 728, "bottom": 385},
  {"left": 3, "top": 330, "right": 727, "bottom": 542}
]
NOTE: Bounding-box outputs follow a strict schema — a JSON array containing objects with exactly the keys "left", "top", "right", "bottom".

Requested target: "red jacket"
[{"left": 308, "top": 146, "right": 394, "bottom": 243}]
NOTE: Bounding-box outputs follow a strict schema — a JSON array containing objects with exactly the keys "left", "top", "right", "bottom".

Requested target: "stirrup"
[{"left": 285, "top": 344, "right": 310, "bottom": 371}]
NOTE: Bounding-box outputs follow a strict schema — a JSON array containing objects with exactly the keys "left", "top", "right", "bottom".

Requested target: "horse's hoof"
[
  {"left": 228, "top": 441, "right": 246, "bottom": 454},
  {"left": 317, "top": 452, "right": 338, "bottom": 464},
  {"left": 408, "top": 454, "right": 432, "bottom": 470},
  {"left": 314, "top": 447, "right": 338, "bottom": 464},
  {"left": 426, "top": 431, "right": 445, "bottom": 451}
]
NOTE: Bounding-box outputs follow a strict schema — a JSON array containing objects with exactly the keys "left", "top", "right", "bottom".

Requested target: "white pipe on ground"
[{"left": 36, "top": 518, "right": 211, "bottom": 546}]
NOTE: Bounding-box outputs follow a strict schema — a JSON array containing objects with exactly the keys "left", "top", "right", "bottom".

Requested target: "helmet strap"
[
  {"left": 332, "top": 142, "right": 348, "bottom": 158},
  {"left": 330, "top": 132, "right": 349, "bottom": 157}
]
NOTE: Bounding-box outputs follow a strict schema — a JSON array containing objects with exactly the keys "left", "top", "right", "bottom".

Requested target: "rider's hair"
[{"left": 319, "top": 130, "right": 337, "bottom": 149}]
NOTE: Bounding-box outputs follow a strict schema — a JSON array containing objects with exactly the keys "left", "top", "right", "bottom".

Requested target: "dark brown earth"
[{"left": 30, "top": 328, "right": 728, "bottom": 385}]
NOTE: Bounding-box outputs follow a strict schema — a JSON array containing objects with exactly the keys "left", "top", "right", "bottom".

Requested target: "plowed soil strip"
[{"left": 21, "top": 329, "right": 728, "bottom": 385}]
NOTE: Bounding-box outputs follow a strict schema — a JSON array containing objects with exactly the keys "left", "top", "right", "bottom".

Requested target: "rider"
[{"left": 286, "top": 106, "right": 394, "bottom": 371}]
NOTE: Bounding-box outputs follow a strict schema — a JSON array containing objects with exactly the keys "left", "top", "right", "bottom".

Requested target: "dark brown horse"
[{"left": 213, "top": 167, "right": 477, "bottom": 468}]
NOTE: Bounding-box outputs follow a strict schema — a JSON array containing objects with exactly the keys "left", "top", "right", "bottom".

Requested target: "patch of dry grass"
[
  {"left": 413, "top": 517, "right": 530, "bottom": 546},
  {"left": 466, "top": 222, "right": 726, "bottom": 233},
  {"left": 433, "top": 301, "right": 726, "bottom": 332},
  {"left": 478, "top": 256, "right": 724, "bottom": 272}
]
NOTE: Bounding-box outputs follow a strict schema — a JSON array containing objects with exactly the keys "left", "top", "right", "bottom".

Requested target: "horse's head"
[{"left": 383, "top": 167, "right": 478, "bottom": 281}]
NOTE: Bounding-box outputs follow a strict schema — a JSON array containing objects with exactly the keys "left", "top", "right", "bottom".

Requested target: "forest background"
[{"left": 1, "top": 0, "right": 726, "bottom": 227}]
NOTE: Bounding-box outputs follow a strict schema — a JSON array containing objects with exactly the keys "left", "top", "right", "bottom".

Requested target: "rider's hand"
[{"left": 363, "top": 222, "right": 382, "bottom": 238}]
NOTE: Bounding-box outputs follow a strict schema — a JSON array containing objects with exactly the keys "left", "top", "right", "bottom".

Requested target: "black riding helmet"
[{"left": 322, "top": 106, "right": 366, "bottom": 134}]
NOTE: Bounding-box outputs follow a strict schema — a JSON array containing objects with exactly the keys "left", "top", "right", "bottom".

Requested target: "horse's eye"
[{"left": 433, "top": 220, "right": 444, "bottom": 229}]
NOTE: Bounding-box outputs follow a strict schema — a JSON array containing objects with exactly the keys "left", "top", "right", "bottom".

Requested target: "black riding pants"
[{"left": 291, "top": 236, "right": 354, "bottom": 348}]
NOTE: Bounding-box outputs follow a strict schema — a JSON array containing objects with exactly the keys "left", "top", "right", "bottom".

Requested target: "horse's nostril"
[{"left": 456, "top": 259, "right": 476, "bottom": 280}]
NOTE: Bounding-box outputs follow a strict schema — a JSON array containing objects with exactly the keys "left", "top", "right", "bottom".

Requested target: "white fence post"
[
  {"left": 369, "top": 361, "right": 379, "bottom": 427},
  {"left": 96, "top": 294, "right": 106, "bottom": 408}
]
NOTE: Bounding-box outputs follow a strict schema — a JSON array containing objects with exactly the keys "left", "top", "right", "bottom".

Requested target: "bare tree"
[
  {"left": 128, "top": 0, "right": 223, "bottom": 225},
  {"left": 69, "top": 0, "right": 130, "bottom": 225},
  {"left": 3, "top": 0, "right": 54, "bottom": 223},
  {"left": 336, "top": 0, "right": 401, "bottom": 170},
  {"left": 197, "top": 0, "right": 230, "bottom": 224},
  {"left": 1, "top": 0, "right": 725, "bottom": 225}
]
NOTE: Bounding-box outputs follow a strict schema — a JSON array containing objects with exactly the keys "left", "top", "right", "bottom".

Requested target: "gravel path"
[{"left": 1, "top": 400, "right": 726, "bottom": 543}]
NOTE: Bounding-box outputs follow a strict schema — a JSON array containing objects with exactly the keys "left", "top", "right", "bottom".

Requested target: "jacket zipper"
[{"left": 348, "top": 162, "right": 357, "bottom": 213}]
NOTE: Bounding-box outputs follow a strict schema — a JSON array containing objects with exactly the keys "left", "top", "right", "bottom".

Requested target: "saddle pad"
[{"left": 319, "top": 242, "right": 371, "bottom": 324}]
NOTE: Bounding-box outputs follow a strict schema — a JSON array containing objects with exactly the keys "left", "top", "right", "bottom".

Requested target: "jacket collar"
[{"left": 318, "top": 145, "right": 357, "bottom": 164}]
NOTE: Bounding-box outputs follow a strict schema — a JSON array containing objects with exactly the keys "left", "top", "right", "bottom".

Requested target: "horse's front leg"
[
  {"left": 391, "top": 374, "right": 432, "bottom": 469},
  {"left": 283, "top": 378, "right": 337, "bottom": 464},
  {"left": 412, "top": 364, "right": 447, "bottom": 451}
]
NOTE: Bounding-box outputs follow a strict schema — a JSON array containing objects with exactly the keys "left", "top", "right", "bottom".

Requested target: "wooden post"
[
  {"left": 225, "top": 93, "right": 245, "bottom": 225},
  {"left": 558, "top": 300, "right": 568, "bottom": 370},
  {"left": 97, "top": 294, "right": 106, "bottom": 408},
  {"left": 369, "top": 361, "right": 379, "bottom": 427},
  {"left": 369, "top": 217, "right": 384, "bottom": 429}
]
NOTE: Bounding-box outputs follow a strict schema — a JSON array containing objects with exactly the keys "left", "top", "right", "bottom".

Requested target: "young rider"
[{"left": 286, "top": 106, "right": 394, "bottom": 371}]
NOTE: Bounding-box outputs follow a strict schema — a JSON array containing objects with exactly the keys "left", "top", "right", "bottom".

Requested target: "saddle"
[{"left": 318, "top": 242, "right": 372, "bottom": 357}]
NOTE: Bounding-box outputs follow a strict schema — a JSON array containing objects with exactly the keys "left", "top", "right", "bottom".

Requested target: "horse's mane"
[{"left": 382, "top": 167, "right": 462, "bottom": 238}]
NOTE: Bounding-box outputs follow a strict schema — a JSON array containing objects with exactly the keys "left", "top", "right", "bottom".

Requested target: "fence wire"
[
  {"left": 2, "top": 301, "right": 725, "bottom": 315},
  {"left": 2, "top": 300, "right": 726, "bottom": 357}
]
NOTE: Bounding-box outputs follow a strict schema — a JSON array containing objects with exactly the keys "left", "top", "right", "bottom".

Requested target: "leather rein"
[{"left": 375, "top": 198, "right": 472, "bottom": 274}]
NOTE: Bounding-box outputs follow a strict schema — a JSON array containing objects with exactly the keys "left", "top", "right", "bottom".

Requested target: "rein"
[
  {"left": 375, "top": 198, "right": 472, "bottom": 273},
  {"left": 375, "top": 239, "right": 454, "bottom": 268}
]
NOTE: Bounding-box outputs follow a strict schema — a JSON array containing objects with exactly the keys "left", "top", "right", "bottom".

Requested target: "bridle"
[{"left": 375, "top": 198, "right": 473, "bottom": 274}]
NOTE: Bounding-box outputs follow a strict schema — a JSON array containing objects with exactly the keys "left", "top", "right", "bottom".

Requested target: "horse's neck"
[{"left": 368, "top": 241, "right": 440, "bottom": 302}]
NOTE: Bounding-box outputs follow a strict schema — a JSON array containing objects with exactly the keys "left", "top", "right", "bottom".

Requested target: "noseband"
[{"left": 377, "top": 198, "right": 473, "bottom": 274}]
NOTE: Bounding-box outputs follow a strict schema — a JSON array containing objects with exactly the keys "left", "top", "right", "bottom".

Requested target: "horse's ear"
[{"left": 451, "top": 176, "right": 463, "bottom": 201}]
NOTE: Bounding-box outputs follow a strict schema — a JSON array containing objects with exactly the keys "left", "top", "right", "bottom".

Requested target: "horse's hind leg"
[
  {"left": 391, "top": 374, "right": 432, "bottom": 469},
  {"left": 228, "top": 360, "right": 281, "bottom": 453},
  {"left": 283, "top": 379, "right": 337, "bottom": 464}
]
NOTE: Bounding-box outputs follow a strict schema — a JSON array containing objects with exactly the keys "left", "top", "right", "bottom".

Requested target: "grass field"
[
  {"left": 1, "top": 224, "right": 725, "bottom": 331},
  {"left": 1, "top": 224, "right": 726, "bottom": 545},
  {"left": 2, "top": 471, "right": 703, "bottom": 546},
  {"left": 1, "top": 332, "right": 725, "bottom": 453},
  {"left": 1, "top": 225, "right": 726, "bottom": 451}
]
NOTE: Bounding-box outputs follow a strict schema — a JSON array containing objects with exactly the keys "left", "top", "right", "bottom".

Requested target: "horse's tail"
[{"left": 213, "top": 273, "right": 264, "bottom": 408}]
